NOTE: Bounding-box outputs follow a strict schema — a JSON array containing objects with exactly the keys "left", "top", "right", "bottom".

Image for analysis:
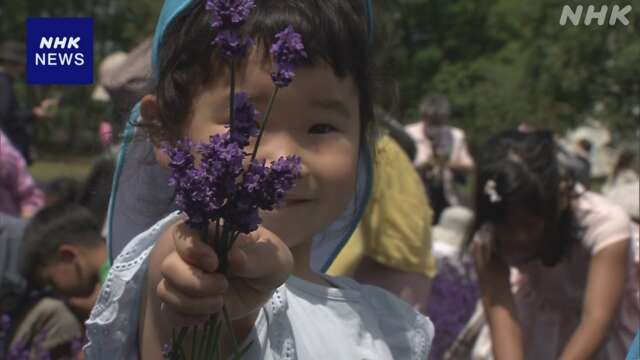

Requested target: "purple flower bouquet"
[{"left": 162, "top": 1, "right": 307, "bottom": 359}]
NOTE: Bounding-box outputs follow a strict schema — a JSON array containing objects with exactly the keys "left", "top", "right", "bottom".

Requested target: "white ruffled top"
[{"left": 84, "top": 212, "right": 434, "bottom": 359}]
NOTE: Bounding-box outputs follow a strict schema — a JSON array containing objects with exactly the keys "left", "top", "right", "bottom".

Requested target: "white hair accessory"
[{"left": 484, "top": 179, "right": 502, "bottom": 203}]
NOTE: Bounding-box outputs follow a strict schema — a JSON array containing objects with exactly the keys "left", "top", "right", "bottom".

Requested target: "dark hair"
[
  {"left": 79, "top": 157, "right": 116, "bottom": 225},
  {"left": 45, "top": 177, "right": 81, "bottom": 206},
  {"left": 467, "top": 130, "right": 578, "bottom": 266},
  {"left": 577, "top": 138, "right": 592, "bottom": 153},
  {"left": 419, "top": 94, "right": 450, "bottom": 125},
  {"left": 613, "top": 149, "right": 637, "bottom": 180},
  {"left": 145, "top": 0, "right": 374, "bottom": 147},
  {"left": 20, "top": 204, "right": 103, "bottom": 282}
]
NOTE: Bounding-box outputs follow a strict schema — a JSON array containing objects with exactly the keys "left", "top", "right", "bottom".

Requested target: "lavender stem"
[{"left": 250, "top": 87, "right": 279, "bottom": 162}]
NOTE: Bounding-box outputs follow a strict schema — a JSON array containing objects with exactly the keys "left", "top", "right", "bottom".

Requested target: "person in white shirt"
[{"left": 405, "top": 94, "right": 474, "bottom": 222}]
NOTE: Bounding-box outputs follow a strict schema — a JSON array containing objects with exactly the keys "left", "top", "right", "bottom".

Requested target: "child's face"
[
  {"left": 494, "top": 208, "right": 546, "bottom": 266},
  {"left": 37, "top": 245, "right": 97, "bottom": 298},
  {"left": 161, "top": 53, "right": 361, "bottom": 250}
]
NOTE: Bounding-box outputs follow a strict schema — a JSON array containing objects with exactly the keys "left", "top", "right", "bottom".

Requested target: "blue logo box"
[{"left": 27, "top": 17, "right": 93, "bottom": 85}]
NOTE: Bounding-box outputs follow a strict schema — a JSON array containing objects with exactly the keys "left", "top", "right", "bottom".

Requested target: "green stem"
[
  {"left": 215, "top": 219, "right": 221, "bottom": 245},
  {"left": 203, "top": 315, "right": 220, "bottom": 357},
  {"left": 222, "top": 305, "right": 239, "bottom": 355},
  {"left": 250, "top": 87, "right": 279, "bottom": 163},
  {"left": 228, "top": 231, "right": 240, "bottom": 250},
  {"left": 190, "top": 325, "right": 198, "bottom": 360},
  {"left": 171, "top": 326, "right": 189, "bottom": 360},
  {"left": 217, "top": 223, "right": 230, "bottom": 273}
]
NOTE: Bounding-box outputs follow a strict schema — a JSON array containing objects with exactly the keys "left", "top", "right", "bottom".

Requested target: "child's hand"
[
  {"left": 471, "top": 230, "right": 509, "bottom": 288},
  {"left": 156, "top": 220, "right": 293, "bottom": 326}
]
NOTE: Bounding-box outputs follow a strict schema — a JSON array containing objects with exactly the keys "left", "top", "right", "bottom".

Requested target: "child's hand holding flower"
[
  {"left": 151, "top": 1, "right": 308, "bottom": 358},
  {"left": 155, "top": 218, "right": 293, "bottom": 327}
]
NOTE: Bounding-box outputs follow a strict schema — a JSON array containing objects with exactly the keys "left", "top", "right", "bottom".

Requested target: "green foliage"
[
  {"left": 374, "top": 0, "right": 639, "bottom": 146},
  {"left": 0, "top": 0, "right": 160, "bottom": 153},
  {"left": 1, "top": 0, "right": 637, "bottom": 152}
]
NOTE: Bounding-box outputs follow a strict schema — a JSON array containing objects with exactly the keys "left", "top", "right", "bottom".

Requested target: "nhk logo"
[
  {"left": 36, "top": 37, "right": 86, "bottom": 66},
  {"left": 27, "top": 18, "right": 93, "bottom": 84},
  {"left": 559, "top": 5, "right": 632, "bottom": 26}
]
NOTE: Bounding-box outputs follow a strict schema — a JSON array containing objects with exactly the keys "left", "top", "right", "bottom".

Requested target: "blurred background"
[
  {"left": 0, "top": 1, "right": 638, "bottom": 359},
  {"left": 0, "top": 0, "right": 637, "bottom": 184}
]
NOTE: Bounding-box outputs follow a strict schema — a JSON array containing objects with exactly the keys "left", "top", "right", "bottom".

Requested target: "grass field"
[{"left": 30, "top": 155, "right": 94, "bottom": 183}]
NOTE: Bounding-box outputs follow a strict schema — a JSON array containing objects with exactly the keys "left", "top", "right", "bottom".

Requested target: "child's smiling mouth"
[{"left": 281, "top": 199, "right": 313, "bottom": 208}]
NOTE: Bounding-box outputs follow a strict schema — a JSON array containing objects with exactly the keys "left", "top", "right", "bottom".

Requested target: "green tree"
[
  {"left": 374, "top": 0, "right": 639, "bottom": 145},
  {"left": 0, "top": 0, "right": 161, "bottom": 152}
]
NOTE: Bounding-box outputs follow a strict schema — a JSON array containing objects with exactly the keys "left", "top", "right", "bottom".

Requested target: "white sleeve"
[
  {"left": 84, "top": 212, "right": 181, "bottom": 360},
  {"left": 361, "top": 285, "right": 435, "bottom": 360}
]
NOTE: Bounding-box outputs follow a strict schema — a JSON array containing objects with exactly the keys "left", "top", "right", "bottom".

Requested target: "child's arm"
[
  {"left": 353, "top": 257, "right": 432, "bottom": 314},
  {"left": 473, "top": 239, "right": 525, "bottom": 360},
  {"left": 139, "top": 220, "right": 293, "bottom": 359},
  {"left": 559, "top": 239, "right": 629, "bottom": 360}
]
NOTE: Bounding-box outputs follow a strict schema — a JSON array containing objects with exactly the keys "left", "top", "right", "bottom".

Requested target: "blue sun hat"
[{"left": 107, "top": 0, "right": 374, "bottom": 273}]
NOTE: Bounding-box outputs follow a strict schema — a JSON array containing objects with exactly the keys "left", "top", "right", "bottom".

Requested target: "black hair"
[
  {"left": 45, "top": 177, "right": 81, "bottom": 206},
  {"left": 467, "top": 129, "right": 578, "bottom": 266},
  {"left": 78, "top": 157, "right": 116, "bottom": 225},
  {"left": 418, "top": 94, "right": 450, "bottom": 125},
  {"left": 577, "top": 138, "right": 592, "bottom": 153},
  {"left": 20, "top": 204, "right": 103, "bottom": 282},
  {"left": 144, "top": 0, "right": 374, "bottom": 148},
  {"left": 612, "top": 149, "right": 638, "bottom": 181}
]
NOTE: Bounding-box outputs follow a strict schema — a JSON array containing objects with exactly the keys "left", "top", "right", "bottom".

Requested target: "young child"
[
  {"left": 469, "top": 130, "right": 637, "bottom": 360},
  {"left": 85, "top": 1, "right": 434, "bottom": 359},
  {"left": 21, "top": 203, "right": 109, "bottom": 319}
]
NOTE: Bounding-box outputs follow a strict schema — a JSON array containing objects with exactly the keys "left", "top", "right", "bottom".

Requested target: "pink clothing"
[
  {"left": 512, "top": 191, "right": 638, "bottom": 359},
  {"left": 0, "top": 130, "right": 44, "bottom": 216},
  {"left": 99, "top": 121, "right": 113, "bottom": 149}
]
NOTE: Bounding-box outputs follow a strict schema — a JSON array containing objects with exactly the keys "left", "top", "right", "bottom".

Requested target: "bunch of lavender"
[
  {"left": 162, "top": 1, "right": 307, "bottom": 359},
  {"left": 426, "top": 258, "right": 480, "bottom": 360}
]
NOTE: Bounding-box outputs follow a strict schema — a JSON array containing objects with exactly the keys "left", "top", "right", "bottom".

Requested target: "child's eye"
[{"left": 309, "top": 123, "right": 338, "bottom": 134}]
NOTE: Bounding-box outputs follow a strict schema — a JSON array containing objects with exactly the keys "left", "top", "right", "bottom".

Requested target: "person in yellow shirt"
[{"left": 328, "top": 134, "right": 437, "bottom": 314}]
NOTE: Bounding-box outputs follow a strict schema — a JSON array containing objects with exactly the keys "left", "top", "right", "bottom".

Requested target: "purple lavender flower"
[
  {"left": 427, "top": 258, "right": 480, "bottom": 360},
  {"left": 162, "top": 343, "right": 172, "bottom": 358},
  {"left": 166, "top": 135, "right": 247, "bottom": 229},
  {"left": 165, "top": 134, "right": 301, "bottom": 232},
  {"left": 206, "top": 0, "right": 255, "bottom": 30},
  {"left": 270, "top": 26, "right": 307, "bottom": 87},
  {"left": 226, "top": 199, "right": 261, "bottom": 234},
  {"left": 270, "top": 155, "right": 302, "bottom": 195},
  {"left": 213, "top": 30, "right": 253, "bottom": 59},
  {"left": 226, "top": 156, "right": 300, "bottom": 234},
  {"left": 199, "top": 134, "right": 244, "bottom": 182},
  {"left": 163, "top": 139, "right": 195, "bottom": 188},
  {"left": 257, "top": 155, "right": 302, "bottom": 210},
  {"left": 8, "top": 340, "right": 28, "bottom": 359},
  {"left": 32, "top": 329, "right": 50, "bottom": 360},
  {"left": 228, "top": 92, "right": 259, "bottom": 147},
  {"left": 206, "top": 0, "right": 255, "bottom": 60},
  {"left": 241, "top": 160, "right": 270, "bottom": 193},
  {"left": 71, "top": 336, "right": 84, "bottom": 356}
]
